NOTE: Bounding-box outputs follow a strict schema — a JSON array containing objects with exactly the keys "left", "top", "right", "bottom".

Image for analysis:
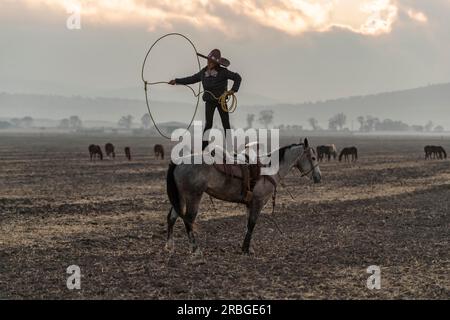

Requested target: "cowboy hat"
[{"left": 197, "top": 49, "right": 230, "bottom": 67}]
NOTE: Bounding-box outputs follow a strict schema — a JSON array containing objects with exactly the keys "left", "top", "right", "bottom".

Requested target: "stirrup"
[{"left": 244, "top": 190, "right": 253, "bottom": 203}]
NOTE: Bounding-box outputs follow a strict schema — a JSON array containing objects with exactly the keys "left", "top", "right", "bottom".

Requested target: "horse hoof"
[
  {"left": 242, "top": 247, "right": 255, "bottom": 256},
  {"left": 164, "top": 240, "right": 174, "bottom": 252},
  {"left": 190, "top": 250, "right": 205, "bottom": 264}
]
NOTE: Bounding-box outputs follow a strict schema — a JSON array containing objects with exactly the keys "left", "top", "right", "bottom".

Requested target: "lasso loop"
[
  {"left": 142, "top": 33, "right": 238, "bottom": 140},
  {"left": 142, "top": 33, "right": 201, "bottom": 140}
]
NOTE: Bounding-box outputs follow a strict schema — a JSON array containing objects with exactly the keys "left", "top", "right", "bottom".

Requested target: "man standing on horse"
[{"left": 169, "top": 49, "right": 242, "bottom": 150}]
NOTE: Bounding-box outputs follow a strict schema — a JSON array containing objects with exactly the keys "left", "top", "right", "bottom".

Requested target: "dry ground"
[{"left": 0, "top": 134, "right": 449, "bottom": 299}]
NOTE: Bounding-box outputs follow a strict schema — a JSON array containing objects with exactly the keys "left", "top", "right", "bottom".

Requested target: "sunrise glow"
[{"left": 9, "top": 0, "right": 428, "bottom": 36}]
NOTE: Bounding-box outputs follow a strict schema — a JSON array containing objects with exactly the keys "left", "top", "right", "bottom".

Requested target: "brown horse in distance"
[
  {"left": 124, "top": 147, "right": 131, "bottom": 161},
  {"left": 154, "top": 144, "right": 164, "bottom": 160},
  {"left": 105, "top": 143, "right": 115, "bottom": 159},
  {"left": 316, "top": 144, "right": 337, "bottom": 161},
  {"left": 424, "top": 145, "right": 447, "bottom": 160},
  {"left": 88, "top": 144, "right": 103, "bottom": 161},
  {"left": 339, "top": 147, "right": 358, "bottom": 162}
]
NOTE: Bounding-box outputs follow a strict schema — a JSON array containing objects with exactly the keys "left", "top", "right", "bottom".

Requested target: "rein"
[
  {"left": 298, "top": 162, "right": 320, "bottom": 178},
  {"left": 297, "top": 147, "right": 319, "bottom": 178}
]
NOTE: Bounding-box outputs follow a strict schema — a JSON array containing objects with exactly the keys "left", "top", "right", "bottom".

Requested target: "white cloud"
[
  {"left": 14, "top": 0, "right": 426, "bottom": 36},
  {"left": 407, "top": 8, "right": 428, "bottom": 23}
]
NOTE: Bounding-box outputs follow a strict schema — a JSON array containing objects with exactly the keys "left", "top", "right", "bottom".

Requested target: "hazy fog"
[{"left": 1, "top": 0, "right": 450, "bottom": 126}]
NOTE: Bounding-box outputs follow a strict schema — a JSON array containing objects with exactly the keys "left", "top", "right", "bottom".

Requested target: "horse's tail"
[
  {"left": 166, "top": 161, "right": 181, "bottom": 214},
  {"left": 354, "top": 148, "right": 358, "bottom": 160},
  {"left": 441, "top": 147, "right": 447, "bottom": 159}
]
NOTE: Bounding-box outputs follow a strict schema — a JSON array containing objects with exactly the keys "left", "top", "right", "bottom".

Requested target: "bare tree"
[
  {"left": 328, "top": 113, "right": 347, "bottom": 131},
  {"left": 308, "top": 117, "right": 319, "bottom": 131},
  {"left": 365, "top": 116, "right": 379, "bottom": 132},
  {"left": 357, "top": 116, "right": 365, "bottom": 131},
  {"left": 118, "top": 115, "right": 134, "bottom": 129},
  {"left": 69, "top": 115, "right": 82, "bottom": 129},
  {"left": 258, "top": 110, "right": 274, "bottom": 128},
  {"left": 141, "top": 113, "right": 151, "bottom": 129},
  {"left": 328, "top": 118, "right": 338, "bottom": 131},
  {"left": 424, "top": 121, "right": 433, "bottom": 132}
]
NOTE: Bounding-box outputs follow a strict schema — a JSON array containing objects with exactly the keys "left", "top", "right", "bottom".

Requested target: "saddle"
[
  {"left": 211, "top": 143, "right": 276, "bottom": 203},
  {"left": 213, "top": 154, "right": 263, "bottom": 203}
]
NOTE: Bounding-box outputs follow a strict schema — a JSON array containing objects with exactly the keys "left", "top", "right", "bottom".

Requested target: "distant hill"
[
  {"left": 1, "top": 82, "right": 449, "bottom": 129},
  {"left": 254, "top": 82, "right": 450, "bottom": 129},
  {"left": 0, "top": 93, "right": 194, "bottom": 125}
]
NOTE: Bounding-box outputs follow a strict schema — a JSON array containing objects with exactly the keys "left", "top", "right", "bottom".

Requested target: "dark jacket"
[{"left": 175, "top": 66, "right": 242, "bottom": 102}]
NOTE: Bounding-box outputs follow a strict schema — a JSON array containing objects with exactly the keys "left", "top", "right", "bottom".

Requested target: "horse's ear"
[{"left": 304, "top": 138, "right": 309, "bottom": 148}]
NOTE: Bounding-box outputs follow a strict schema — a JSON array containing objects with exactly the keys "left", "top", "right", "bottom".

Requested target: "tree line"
[{"left": 0, "top": 111, "right": 445, "bottom": 133}]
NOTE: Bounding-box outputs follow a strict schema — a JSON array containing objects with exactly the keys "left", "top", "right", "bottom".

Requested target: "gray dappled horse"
[{"left": 165, "top": 138, "right": 322, "bottom": 255}]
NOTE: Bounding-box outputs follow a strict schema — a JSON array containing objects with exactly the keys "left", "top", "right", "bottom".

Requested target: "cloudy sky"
[{"left": 1, "top": 0, "right": 450, "bottom": 104}]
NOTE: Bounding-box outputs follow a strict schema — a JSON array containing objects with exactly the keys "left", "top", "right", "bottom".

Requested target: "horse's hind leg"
[
  {"left": 165, "top": 207, "right": 178, "bottom": 252},
  {"left": 242, "top": 200, "right": 264, "bottom": 255},
  {"left": 183, "top": 196, "right": 202, "bottom": 254}
]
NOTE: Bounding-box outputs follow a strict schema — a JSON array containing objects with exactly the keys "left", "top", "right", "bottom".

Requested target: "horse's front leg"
[{"left": 242, "top": 200, "right": 264, "bottom": 255}]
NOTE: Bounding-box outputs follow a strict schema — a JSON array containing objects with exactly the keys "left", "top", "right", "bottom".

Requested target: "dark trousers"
[{"left": 202, "top": 100, "right": 231, "bottom": 150}]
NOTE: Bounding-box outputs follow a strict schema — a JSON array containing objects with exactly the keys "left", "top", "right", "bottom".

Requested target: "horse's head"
[{"left": 296, "top": 138, "right": 321, "bottom": 183}]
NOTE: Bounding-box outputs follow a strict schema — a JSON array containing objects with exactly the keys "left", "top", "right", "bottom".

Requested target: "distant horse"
[
  {"left": 339, "top": 147, "right": 358, "bottom": 162},
  {"left": 165, "top": 138, "right": 321, "bottom": 255},
  {"left": 424, "top": 145, "right": 435, "bottom": 159},
  {"left": 425, "top": 145, "right": 447, "bottom": 160},
  {"left": 88, "top": 144, "right": 103, "bottom": 161},
  {"left": 154, "top": 144, "right": 164, "bottom": 159},
  {"left": 437, "top": 146, "right": 447, "bottom": 159},
  {"left": 316, "top": 144, "right": 337, "bottom": 161},
  {"left": 124, "top": 147, "right": 131, "bottom": 161},
  {"left": 105, "top": 143, "right": 115, "bottom": 159}
]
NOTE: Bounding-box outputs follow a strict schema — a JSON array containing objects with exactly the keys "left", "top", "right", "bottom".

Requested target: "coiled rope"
[{"left": 141, "top": 33, "right": 237, "bottom": 140}]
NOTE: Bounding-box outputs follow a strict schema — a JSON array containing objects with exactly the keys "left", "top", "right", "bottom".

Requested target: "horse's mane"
[{"left": 278, "top": 143, "right": 304, "bottom": 161}]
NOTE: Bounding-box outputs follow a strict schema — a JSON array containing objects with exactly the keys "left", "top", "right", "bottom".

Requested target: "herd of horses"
[
  {"left": 85, "top": 139, "right": 447, "bottom": 255},
  {"left": 88, "top": 143, "right": 165, "bottom": 161},
  {"left": 316, "top": 144, "right": 447, "bottom": 162},
  {"left": 316, "top": 144, "right": 358, "bottom": 162}
]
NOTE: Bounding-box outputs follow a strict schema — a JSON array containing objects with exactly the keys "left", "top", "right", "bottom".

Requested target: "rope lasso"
[
  {"left": 141, "top": 33, "right": 238, "bottom": 140},
  {"left": 142, "top": 33, "right": 201, "bottom": 140}
]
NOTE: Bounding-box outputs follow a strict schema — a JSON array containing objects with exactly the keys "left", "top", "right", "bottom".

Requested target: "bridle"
[{"left": 297, "top": 147, "right": 319, "bottom": 178}]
